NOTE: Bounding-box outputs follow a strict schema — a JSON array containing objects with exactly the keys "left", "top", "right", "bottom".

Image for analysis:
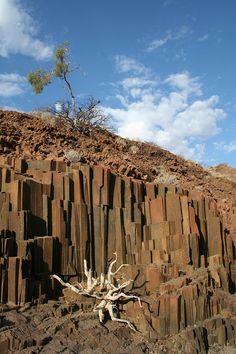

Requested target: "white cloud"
[
  {"left": 147, "top": 37, "right": 170, "bottom": 52},
  {"left": 146, "top": 26, "right": 189, "bottom": 52},
  {"left": 165, "top": 72, "right": 202, "bottom": 96},
  {"left": 214, "top": 141, "right": 236, "bottom": 153},
  {"left": 0, "top": 73, "right": 26, "bottom": 97},
  {"left": 0, "top": 0, "right": 53, "bottom": 60},
  {"left": 121, "top": 77, "right": 157, "bottom": 90},
  {"left": 103, "top": 60, "right": 225, "bottom": 161},
  {"left": 171, "top": 96, "right": 223, "bottom": 138},
  {"left": 114, "top": 55, "right": 150, "bottom": 76}
]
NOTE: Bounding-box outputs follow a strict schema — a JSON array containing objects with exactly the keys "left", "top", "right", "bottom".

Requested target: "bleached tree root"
[
  {"left": 51, "top": 274, "right": 102, "bottom": 299},
  {"left": 51, "top": 253, "right": 142, "bottom": 331}
]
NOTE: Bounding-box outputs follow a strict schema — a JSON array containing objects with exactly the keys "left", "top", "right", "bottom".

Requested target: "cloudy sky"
[{"left": 0, "top": 0, "right": 236, "bottom": 167}]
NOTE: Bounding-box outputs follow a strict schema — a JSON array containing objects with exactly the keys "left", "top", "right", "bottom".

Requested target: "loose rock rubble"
[{"left": 1, "top": 110, "right": 236, "bottom": 205}]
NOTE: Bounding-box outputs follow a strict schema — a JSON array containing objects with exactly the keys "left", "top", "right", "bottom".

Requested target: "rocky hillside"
[
  {"left": 1, "top": 110, "right": 236, "bottom": 202},
  {"left": 1, "top": 109, "right": 236, "bottom": 237},
  {"left": 0, "top": 109, "right": 236, "bottom": 354},
  {"left": 208, "top": 164, "right": 236, "bottom": 184}
]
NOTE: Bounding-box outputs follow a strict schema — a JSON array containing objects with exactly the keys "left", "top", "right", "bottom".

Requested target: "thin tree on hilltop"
[{"left": 28, "top": 42, "right": 109, "bottom": 133}]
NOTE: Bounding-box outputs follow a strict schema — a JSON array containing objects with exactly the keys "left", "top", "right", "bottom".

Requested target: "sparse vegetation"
[
  {"left": 153, "top": 166, "right": 178, "bottom": 185},
  {"left": 28, "top": 42, "right": 109, "bottom": 133},
  {"left": 28, "top": 69, "right": 51, "bottom": 94},
  {"left": 47, "top": 96, "right": 110, "bottom": 134},
  {"left": 207, "top": 164, "right": 236, "bottom": 183},
  {"left": 30, "top": 110, "right": 58, "bottom": 127},
  {"left": 129, "top": 144, "right": 139, "bottom": 154},
  {"left": 64, "top": 149, "right": 82, "bottom": 162},
  {"left": 28, "top": 42, "right": 77, "bottom": 111}
]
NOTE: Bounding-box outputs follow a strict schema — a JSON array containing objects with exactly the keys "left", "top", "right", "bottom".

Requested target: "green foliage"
[
  {"left": 27, "top": 42, "right": 74, "bottom": 97},
  {"left": 53, "top": 42, "right": 70, "bottom": 78},
  {"left": 27, "top": 69, "right": 51, "bottom": 94},
  {"left": 27, "top": 41, "right": 109, "bottom": 133}
]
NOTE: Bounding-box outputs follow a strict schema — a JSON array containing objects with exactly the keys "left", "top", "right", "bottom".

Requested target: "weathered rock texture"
[
  {"left": 0, "top": 155, "right": 235, "bottom": 353},
  {"left": 1, "top": 110, "right": 236, "bottom": 213}
]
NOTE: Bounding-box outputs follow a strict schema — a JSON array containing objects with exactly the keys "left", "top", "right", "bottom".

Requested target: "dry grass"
[
  {"left": 64, "top": 149, "right": 82, "bottom": 162},
  {"left": 207, "top": 164, "right": 236, "bottom": 183},
  {"left": 129, "top": 145, "right": 140, "bottom": 154},
  {"left": 30, "top": 111, "right": 58, "bottom": 127},
  {"left": 153, "top": 165, "right": 178, "bottom": 185}
]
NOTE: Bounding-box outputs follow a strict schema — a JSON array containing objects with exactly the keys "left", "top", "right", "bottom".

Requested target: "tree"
[
  {"left": 52, "top": 42, "right": 77, "bottom": 113},
  {"left": 28, "top": 42, "right": 109, "bottom": 133},
  {"left": 28, "top": 42, "right": 77, "bottom": 113},
  {"left": 27, "top": 69, "right": 51, "bottom": 94}
]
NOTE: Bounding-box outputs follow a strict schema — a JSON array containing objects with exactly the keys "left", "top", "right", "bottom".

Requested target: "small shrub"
[
  {"left": 64, "top": 149, "right": 82, "bottom": 162},
  {"left": 154, "top": 173, "right": 178, "bottom": 185},
  {"left": 129, "top": 145, "right": 139, "bottom": 154},
  {"left": 153, "top": 166, "right": 178, "bottom": 185},
  {"left": 30, "top": 111, "right": 58, "bottom": 127},
  {"left": 42, "top": 97, "right": 110, "bottom": 134},
  {"left": 27, "top": 42, "right": 110, "bottom": 134}
]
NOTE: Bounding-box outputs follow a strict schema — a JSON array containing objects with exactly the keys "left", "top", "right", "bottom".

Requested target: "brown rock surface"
[
  {"left": 0, "top": 110, "right": 235, "bottom": 203},
  {"left": 0, "top": 110, "right": 236, "bottom": 353}
]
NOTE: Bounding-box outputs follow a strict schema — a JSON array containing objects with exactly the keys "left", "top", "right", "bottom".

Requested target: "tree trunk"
[{"left": 63, "top": 72, "right": 76, "bottom": 116}]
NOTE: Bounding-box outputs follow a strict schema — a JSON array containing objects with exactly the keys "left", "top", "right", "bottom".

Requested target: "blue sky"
[{"left": 0, "top": 0, "right": 236, "bottom": 167}]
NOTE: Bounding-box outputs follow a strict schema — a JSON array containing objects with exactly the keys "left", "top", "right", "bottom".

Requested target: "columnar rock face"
[{"left": 0, "top": 156, "right": 236, "bottom": 344}]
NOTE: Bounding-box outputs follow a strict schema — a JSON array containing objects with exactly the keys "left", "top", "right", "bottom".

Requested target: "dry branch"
[{"left": 51, "top": 252, "right": 142, "bottom": 330}]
